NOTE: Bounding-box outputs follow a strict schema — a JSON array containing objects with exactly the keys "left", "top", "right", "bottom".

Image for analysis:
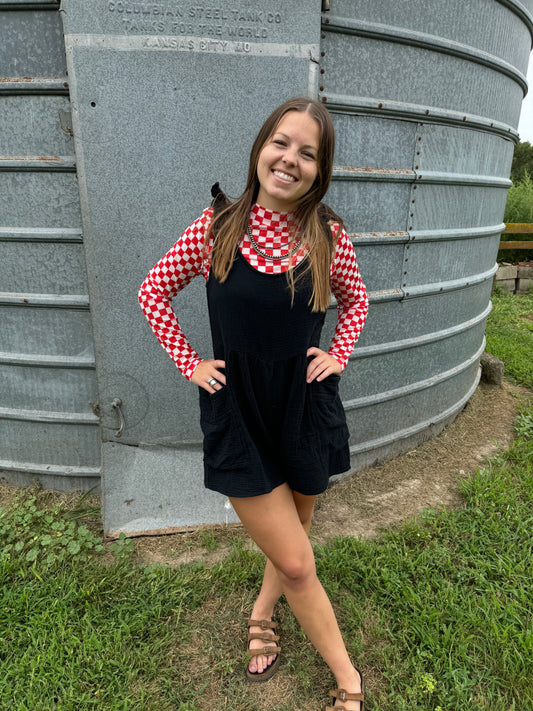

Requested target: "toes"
[{"left": 249, "top": 652, "right": 276, "bottom": 674}]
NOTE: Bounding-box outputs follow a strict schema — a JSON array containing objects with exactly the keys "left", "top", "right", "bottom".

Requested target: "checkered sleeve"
[
  {"left": 138, "top": 208, "right": 213, "bottom": 380},
  {"left": 328, "top": 225, "right": 369, "bottom": 370}
]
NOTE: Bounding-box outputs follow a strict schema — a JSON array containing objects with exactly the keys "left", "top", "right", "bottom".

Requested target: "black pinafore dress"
[{"left": 199, "top": 249, "right": 351, "bottom": 498}]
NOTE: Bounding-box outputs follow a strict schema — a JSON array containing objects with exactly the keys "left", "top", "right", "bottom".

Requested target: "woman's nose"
[{"left": 283, "top": 148, "right": 297, "bottom": 165}]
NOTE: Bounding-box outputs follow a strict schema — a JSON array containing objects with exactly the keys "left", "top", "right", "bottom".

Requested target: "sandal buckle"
[{"left": 338, "top": 690, "right": 346, "bottom": 702}]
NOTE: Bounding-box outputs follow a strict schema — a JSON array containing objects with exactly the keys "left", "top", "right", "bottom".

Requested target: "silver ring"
[{"left": 208, "top": 378, "right": 218, "bottom": 387}]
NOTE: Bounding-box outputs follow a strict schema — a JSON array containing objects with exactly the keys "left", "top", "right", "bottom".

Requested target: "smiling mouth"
[{"left": 272, "top": 170, "right": 297, "bottom": 183}]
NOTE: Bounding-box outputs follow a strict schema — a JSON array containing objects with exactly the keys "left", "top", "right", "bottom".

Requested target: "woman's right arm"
[{"left": 138, "top": 208, "right": 213, "bottom": 381}]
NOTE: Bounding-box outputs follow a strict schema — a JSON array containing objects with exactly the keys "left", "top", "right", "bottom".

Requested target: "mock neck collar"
[{"left": 251, "top": 202, "right": 294, "bottom": 224}]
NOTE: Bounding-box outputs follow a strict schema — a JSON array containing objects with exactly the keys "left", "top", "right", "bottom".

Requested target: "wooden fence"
[{"left": 499, "top": 223, "right": 533, "bottom": 250}]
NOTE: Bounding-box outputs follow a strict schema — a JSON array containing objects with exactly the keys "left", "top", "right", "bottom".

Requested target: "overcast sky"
[{"left": 517, "top": 58, "right": 533, "bottom": 143}]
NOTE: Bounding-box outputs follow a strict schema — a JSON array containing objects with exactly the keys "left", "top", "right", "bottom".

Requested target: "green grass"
[
  {"left": 500, "top": 173, "right": 533, "bottom": 263},
  {"left": 1, "top": 292, "right": 532, "bottom": 710},
  {"left": 485, "top": 289, "right": 533, "bottom": 388}
]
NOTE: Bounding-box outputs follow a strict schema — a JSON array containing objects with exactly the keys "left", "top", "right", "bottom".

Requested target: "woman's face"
[{"left": 255, "top": 110, "right": 320, "bottom": 213}]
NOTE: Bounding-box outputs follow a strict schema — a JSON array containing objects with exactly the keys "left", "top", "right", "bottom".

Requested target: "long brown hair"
[{"left": 208, "top": 97, "right": 343, "bottom": 312}]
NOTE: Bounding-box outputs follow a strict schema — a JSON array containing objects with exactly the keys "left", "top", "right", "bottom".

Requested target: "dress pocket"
[
  {"left": 310, "top": 375, "right": 350, "bottom": 449},
  {"left": 199, "top": 387, "right": 248, "bottom": 470}
]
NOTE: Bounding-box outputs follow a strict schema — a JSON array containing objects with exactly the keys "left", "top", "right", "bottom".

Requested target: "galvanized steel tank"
[
  {"left": 0, "top": 0, "right": 100, "bottom": 492},
  {"left": 1, "top": 1, "right": 531, "bottom": 533},
  {"left": 319, "top": 0, "right": 532, "bottom": 470}
]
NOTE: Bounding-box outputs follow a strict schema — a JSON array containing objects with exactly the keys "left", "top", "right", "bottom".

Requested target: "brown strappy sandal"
[
  {"left": 245, "top": 619, "right": 281, "bottom": 682},
  {"left": 326, "top": 669, "right": 365, "bottom": 710}
]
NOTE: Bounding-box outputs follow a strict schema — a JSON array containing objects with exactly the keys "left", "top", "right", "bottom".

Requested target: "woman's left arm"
[{"left": 328, "top": 226, "right": 369, "bottom": 370}]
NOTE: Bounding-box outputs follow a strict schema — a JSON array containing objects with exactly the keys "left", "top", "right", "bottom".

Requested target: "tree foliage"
[{"left": 511, "top": 141, "right": 533, "bottom": 182}]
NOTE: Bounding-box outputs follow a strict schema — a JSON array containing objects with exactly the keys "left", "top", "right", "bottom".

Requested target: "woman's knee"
[{"left": 276, "top": 551, "right": 317, "bottom": 590}]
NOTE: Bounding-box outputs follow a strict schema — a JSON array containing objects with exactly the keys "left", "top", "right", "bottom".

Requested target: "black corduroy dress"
[{"left": 199, "top": 249, "right": 351, "bottom": 498}]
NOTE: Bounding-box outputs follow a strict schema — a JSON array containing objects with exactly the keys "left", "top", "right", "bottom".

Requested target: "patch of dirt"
[
  {"left": 312, "top": 380, "right": 527, "bottom": 542},
  {"left": 0, "top": 381, "right": 529, "bottom": 567}
]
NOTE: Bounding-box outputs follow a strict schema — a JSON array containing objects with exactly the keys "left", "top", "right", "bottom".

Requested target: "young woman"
[{"left": 139, "top": 97, "right": 369, "bottom": 710}]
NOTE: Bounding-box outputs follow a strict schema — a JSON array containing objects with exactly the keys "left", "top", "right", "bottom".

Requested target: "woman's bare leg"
[
  {"left": 248, "top": 491, "right": 316, "bottom": 674},
  {"left": 231, "top": 484, "right": 362, "bottom": 709}
]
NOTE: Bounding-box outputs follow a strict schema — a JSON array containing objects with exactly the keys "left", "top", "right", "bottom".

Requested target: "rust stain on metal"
[
  {"left": 349, "top": 231, "right": 409, "bottom": 239},
  {"left": 104, "top": 521, "right": 242, "bottom": 540},
  {"left": 335, "top": 166, "right": 414, "bottom": 175},
  {"left": 0, "top": 77, "right": 33, "bottom": 82},
  {"left": 1, "top": 156, "right": 61, "bottom": 161}
]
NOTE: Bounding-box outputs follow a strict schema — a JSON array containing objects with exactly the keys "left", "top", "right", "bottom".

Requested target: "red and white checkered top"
[{"left": 138, "top": 203, "right": 369, "bottom": 380}]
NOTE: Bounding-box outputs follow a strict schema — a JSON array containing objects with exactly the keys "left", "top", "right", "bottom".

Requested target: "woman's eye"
[
  {"left": 273, "top": 140, "right": 286, "bottom": 146},
  {"left": 302, "top": 152, "right": 316, "bottom": 159}
]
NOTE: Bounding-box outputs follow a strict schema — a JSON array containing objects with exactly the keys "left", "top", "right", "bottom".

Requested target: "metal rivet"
[
  {"left": 425, "top": 109, "right": 429, "bottom": 115},
  {"left": 320, "top": 69, "right": 325, "bottom": 74},
  {"left": 415, "top": 165, "right": 418, "bottom": 169},
  {"left": 321, "top": 51, "right": 325, "bottom": 56},
  {"left": 378, "top": 103, "right": 383, "bottom": 109},
  {"left": 418, "top": 137, "right": 422, "bottom": 141},
  {"left": 320, "top": 86, "right": 324, "bottom": 91},
  {"left": 325, "top": 18, "right": 330, "bottom": 23},
  {"left": 322, "top": 97, "right": 327, "bottom": 102},
  {"left": 90, "top": 101, "right": 96, "bottom": 107}
]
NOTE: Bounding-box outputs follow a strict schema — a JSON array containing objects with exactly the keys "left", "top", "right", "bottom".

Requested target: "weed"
[
  {"left": 0, "top": 488, "right": 104, "bottom": 568},
  {"left": 108, "top": 531, "right": 135, "bottom": 560},
  {"left": 198, "top": 528, "right": 218, "bottom": 551}
]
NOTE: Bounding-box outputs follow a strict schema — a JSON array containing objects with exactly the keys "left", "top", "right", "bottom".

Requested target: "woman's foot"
[
  {"left": 246, "top": 618, "right": 281, "bottom": 681},
  {"left": 326, "top": 667, "right": 364, "bottom": 710}
]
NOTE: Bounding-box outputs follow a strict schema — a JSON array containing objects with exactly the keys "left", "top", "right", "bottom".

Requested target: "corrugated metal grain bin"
[
  {"left": 1, "top": 0, "right": 531, "bottom": 535},
  {"left": 0, "top": 0, "right": 100, "bottom": 492}
]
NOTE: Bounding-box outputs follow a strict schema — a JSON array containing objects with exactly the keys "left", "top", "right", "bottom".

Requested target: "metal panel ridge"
[
  {"left": 322, "top": 94, "right": 520, "bottom": 140},
  {"left": 322, "top": 15, "right": 529, "bottom": 91}
]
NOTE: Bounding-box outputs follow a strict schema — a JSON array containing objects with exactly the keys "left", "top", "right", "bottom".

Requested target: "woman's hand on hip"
[
  {"left": 306, "top": 348, "right": 342, "bottom": 382},
  {"left": 191, "top": 359, "right": 227, "bottom": 393}
]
